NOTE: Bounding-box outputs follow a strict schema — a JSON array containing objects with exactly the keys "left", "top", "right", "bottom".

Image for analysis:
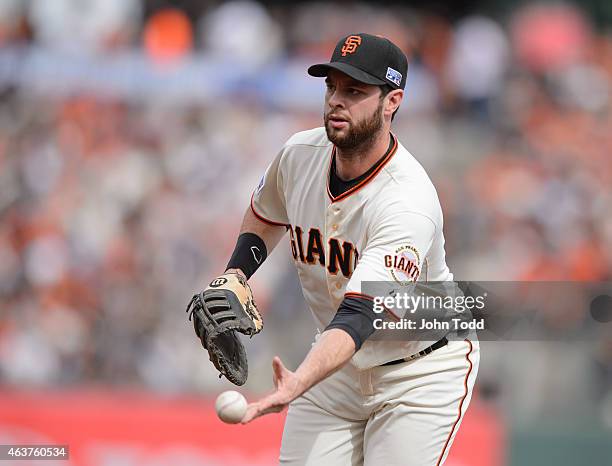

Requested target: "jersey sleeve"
[
  {"left": 250, "top": 147, "right": 290, "bottom": 226},
  {"left": 346, "top": 209, "right": 436, "bottom": 295}
]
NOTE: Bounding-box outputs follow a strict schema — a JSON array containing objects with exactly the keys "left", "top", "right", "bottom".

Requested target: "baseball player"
[{"left": 189, "top": 33, "right": 479, "bottom": 466}]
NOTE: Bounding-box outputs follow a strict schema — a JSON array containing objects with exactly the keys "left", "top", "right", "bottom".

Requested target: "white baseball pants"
[{"left": 280, "top": 338, "right": 479, "bottom": 466}]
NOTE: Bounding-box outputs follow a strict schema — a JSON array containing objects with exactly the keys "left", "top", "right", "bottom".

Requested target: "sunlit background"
[{"left": 0, "top": 1, "right": 611, "bottom": 465}]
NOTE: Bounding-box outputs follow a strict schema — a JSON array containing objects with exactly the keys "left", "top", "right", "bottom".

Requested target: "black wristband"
[{"left": 226, "top": 233, "right": 268, "bottom": 280}]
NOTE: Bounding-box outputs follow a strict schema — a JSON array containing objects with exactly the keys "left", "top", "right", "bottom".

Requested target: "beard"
[{"left": 324, "top": 101, "right": 384, "bottom": 152}]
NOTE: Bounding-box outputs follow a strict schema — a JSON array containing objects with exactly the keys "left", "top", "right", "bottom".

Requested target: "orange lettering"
[{"left": 341, "top": 35, "right": 362, "bottom": 56}]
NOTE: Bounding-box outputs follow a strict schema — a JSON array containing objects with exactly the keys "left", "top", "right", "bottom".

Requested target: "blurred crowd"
[{"left": 0, "top": 0, "right": 611, "bottom": 425}]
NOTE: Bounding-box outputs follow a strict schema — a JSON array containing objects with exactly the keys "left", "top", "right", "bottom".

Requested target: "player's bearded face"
[{"left": 324, "top": 99, "right": 384, "bottom": 151}]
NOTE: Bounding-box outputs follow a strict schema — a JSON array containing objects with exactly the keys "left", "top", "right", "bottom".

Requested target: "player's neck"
[{"left": 335, "top": 131, "right": 391, "bottom": 181}]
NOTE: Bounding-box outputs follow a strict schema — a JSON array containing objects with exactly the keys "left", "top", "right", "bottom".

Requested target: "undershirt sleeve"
[{"left": 325, "top": 295, "right": 377, "bottom": 351}]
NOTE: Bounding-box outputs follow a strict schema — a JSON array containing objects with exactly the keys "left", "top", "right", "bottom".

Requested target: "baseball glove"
[{"left": 186, "top": 272, "right": 263, "bottom": 386}]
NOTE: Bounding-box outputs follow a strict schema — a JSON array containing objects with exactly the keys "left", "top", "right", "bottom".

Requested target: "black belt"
[{"left": 380, "top": 337, "right": 449, "bottom": 366}]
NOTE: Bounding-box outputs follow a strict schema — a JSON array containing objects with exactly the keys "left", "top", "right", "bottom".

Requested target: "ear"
[{"left": 383, "top": 89, "right": 403, "bottom": 119}]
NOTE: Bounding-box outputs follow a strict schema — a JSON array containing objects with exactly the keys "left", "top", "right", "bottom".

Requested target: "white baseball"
[{"left": 215, "top": 390, "right": 247, "bottom": 424}]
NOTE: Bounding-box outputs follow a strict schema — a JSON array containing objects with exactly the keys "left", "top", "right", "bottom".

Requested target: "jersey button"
[
  {"left": 332, "top": 224, "right": 338, "bottom": 231},
  {"left": 335, "top": 283, "right": 342, "bottom": 289}
]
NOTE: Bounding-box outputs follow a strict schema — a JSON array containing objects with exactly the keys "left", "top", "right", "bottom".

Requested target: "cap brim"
[{"left": 307, "top": 62, "right": 387, "bottom": 86}]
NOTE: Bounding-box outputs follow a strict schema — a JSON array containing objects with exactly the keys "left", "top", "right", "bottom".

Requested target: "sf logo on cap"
[{"left": 341, "top": 35, "right": 362, "bottom": 56}]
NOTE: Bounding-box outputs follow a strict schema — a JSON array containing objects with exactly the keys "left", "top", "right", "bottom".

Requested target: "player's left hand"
[{"left": 241, "top": 356, "right": 302, "bottom": 424}]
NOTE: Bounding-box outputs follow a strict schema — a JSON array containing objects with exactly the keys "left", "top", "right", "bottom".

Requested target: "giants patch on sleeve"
[{"left": 384, "top": 245, "right": 420, "bottom": 284}]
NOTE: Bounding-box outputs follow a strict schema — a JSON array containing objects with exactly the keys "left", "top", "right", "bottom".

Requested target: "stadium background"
[{"left": 0, "top": 0, "right": 611, "bottom": 464}]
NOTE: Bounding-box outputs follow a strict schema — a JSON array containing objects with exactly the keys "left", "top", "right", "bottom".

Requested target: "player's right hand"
[{"left": 241, "top": 356, "right": 302, "bottom": 423}]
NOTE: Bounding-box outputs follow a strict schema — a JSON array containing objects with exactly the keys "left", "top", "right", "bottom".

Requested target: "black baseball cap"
[{"left": 308, "top": 33, "right": 408, "bottom": 90}]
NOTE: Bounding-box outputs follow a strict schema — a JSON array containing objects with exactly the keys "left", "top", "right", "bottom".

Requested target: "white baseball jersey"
[{"left": 252, "top": 127, "right": 452, "bottom": 369}]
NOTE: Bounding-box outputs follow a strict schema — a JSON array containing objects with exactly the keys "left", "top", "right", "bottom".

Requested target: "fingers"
[
  {"left": 240, "top": 393, "right": 288, "bottom": 425},
  {"left": 241, "top": 403, "right": 260, "bottom": 424},
  {"left": 272, "top": 356, "right": 287, "bottom": 380},
  {"left": 241, "top": 358, "right": 293, "bottom": 425},
  {"left": 272, "top": 356, "right": 283, "bottom": 387}
]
